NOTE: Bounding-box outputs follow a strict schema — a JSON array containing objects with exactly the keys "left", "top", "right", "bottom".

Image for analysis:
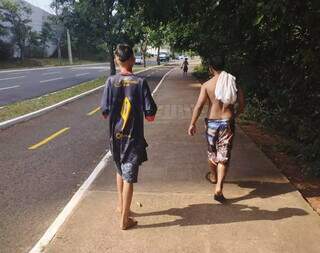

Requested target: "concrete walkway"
[{"left": 46, "top": 67, "right": 320, "bottom": 253}]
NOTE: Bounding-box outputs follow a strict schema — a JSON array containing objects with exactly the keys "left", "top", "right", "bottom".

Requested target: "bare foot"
[{"left": 121, "top": 217, "right": 138, "bottom": 230}]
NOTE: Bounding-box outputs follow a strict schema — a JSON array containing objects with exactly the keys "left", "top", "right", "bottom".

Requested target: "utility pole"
[{"left": 67, "top": 29, "right": 73, "bottom": 65}]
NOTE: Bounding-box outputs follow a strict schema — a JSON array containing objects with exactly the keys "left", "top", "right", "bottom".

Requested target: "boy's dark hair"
[
  {"left": 208, "top": 55, "right": 225, "bottom": 71},
  {"left": 115, "top": 44, "right": 134, "bottom": 62}
]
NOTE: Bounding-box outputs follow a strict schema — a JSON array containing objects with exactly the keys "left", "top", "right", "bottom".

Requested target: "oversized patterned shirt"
[{"left": 101, "top": 73, "right": 157, "bottom": 168}]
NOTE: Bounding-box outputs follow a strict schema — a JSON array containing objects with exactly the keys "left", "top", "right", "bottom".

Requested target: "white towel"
[{"left": 215, "top": 71, "right": 238, "bottom": 105}]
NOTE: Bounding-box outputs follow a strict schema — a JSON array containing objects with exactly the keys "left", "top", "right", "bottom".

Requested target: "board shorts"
[
  {"left": 205, "top": 118, "right": 235, "bottom": 165},
  {"left": 183, "top": 66, "right": 188, "bottom": 72},
  {"left": 115, "top": 162, "right": 139, "bottom": 183}
]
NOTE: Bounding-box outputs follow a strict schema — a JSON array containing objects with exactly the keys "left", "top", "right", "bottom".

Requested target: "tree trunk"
[
  {"left": 157, "top": 46, "right": 160, "bottom": 65},
  {"left": 57, "top": 38, "right": 61, "bottom": 61},
  {"left": 141, "top": 44, "right": 147, "bottom": 68},
  {"left": 143, "top": 52, "right": 146, "bottom": 68},
  {"left": 109, "top": 45, "right": 116, "bottom": 75},
  {"left": 171, "top": 46, "right": 175, "bottom": 59},
  {"left": 43, "top": 43, "right": 47, "bottom": 58},
  {"left": 20, "top": 45, "right": 25, "bottom": 60}
]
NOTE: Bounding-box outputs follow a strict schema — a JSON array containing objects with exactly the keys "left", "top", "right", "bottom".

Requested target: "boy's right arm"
[
  {"left": 100, "top": 78, "right": 112, "bottom": 119},
  {"left": 188, "top": 84, "right": 208, "bottom": 136},
  {"left": 142, "top": 79, "right": 157, "bottom": 120}
]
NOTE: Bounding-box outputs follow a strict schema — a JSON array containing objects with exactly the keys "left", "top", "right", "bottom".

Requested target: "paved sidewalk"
[{"left": 46, "top": 67, "right": 320, "bottom": 253}]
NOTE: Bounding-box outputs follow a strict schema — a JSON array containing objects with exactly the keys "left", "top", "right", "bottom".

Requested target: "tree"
[
  {"left": 148, "top": 25, "right": 166, "bottom": 65},
  {"left": 62, "top": 0, "right": 140, "bottom": 74},
  {"left": 27, "top": 30, "right": 41, "bottom": 58},
  {"left": 49, "top": 0, "right": 67, "bottom": 61},
  {"left": 0, "top": 0, "right": 32, "bottom": 60},
  {"left": 0, "top": 3, "right": 7, "bottom": 37},
  {"left": 39, "top": 21, "right": 54, "bottom": 57}
]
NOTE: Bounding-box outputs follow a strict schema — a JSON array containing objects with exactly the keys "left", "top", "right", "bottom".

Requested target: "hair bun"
[{"left": 115, "top": 44, "right": 133, "bottom": 62}]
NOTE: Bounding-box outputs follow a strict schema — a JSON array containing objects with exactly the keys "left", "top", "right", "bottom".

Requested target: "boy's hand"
[
  {"left": 102, "top": 113, "right": 108, "bottom": 119},
  {"left": 145, "top": 115, "right": 155, "bottom": 122},
  {"left": 188, "top": 124, "right": 196, "bottom": 136}
]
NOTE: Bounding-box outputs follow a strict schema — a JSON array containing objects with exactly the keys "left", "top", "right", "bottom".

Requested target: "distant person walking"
[
  {"left": 101, "top": 44, "right": 157, "bottom": 229},
  {"left": 188, "top": 55, "right": 245, "bottom": 202},
  {"left": 181, "top": 58, "right": 189, "bottom": 76}
]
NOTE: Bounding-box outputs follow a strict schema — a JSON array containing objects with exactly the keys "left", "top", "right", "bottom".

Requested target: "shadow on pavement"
[
  {"left": 227, "top": 181, "right": 296, "bottom": 203},
  {"left": 135, "top": 203, "right": 307, "bottom": 229},
  {"left": 135, "top": 181, "right": 307, "bottom": 229}
]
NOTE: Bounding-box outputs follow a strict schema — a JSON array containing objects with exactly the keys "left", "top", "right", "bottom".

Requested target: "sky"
[{"left": 25, "top": 0, "right": 53, "bottom": 14}]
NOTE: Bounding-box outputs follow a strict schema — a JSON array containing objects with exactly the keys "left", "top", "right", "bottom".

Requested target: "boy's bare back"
[{"left": 203, "top": 74, "right": 234, "bottom": 120}]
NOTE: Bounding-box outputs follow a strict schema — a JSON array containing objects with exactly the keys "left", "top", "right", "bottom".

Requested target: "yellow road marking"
[
  {"left": 28, "top": 127, "right": 70, "bottom": 150},
  {"left": 87, "top": 106, "right": 101, "bottom": 116}
]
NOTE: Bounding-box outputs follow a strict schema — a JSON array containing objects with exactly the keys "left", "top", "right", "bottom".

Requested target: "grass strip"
[
  {"left": 0, "top": 58, "right": 100, "bottom": 70},
  {"left": 0, "top": 76, "right": 106, "bottom": 123},
  {"left": 0, "top": 66, "right": 150, "bottom": 122}
]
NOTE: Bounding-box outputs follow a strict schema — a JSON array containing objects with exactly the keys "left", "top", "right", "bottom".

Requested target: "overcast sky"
[{"left": 25, "top": 0, "right": 53, "bottom": 13}]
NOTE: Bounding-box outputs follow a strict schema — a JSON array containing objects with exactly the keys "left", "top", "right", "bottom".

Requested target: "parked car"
[
  {"left": 135, "top": 55, "right": 143, "bottom": 65},
  {"left": 178, "top": 55, "right": 185, "bottom": 60},
  {"left": 159, "top": 52, "right": 170, "bottom": 62}
]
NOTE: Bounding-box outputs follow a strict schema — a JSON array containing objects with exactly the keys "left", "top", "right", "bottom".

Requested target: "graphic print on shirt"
[{"left": 120, "top": 96, "right": 132, "bottom": 131}]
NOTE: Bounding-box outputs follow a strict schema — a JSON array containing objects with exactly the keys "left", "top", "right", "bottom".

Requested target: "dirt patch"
[{"left": 239, "top": 121, "right": 320, "bottom": 215}]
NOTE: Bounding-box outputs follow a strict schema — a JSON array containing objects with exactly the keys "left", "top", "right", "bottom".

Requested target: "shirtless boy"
[
  {"left": 101, "top": 44, "right": 157, "bottom": 229},
  {"left": 188, "top": 55, "right": 245, "bottom": 202}
]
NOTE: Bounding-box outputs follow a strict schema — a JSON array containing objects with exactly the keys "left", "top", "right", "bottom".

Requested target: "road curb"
[{"left": 0, "top": 66, "right": 162, "bottom": 130}]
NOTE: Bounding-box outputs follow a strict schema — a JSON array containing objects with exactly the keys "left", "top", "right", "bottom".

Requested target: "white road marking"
[
  {"left": 152, "top": 67, "right": 176, "bottom": 96},
  {"left": 40, "top": 77, "right": 63, "bottom": 83},
  {"left": 28, "top": 151, "right": 112, "bottom": 253},
  {"left": 75, "top": 72, "right": 89, "bottom": 77},
  {"left": 42, "top": 71, "right": 61, "bottom": 76},
  {"left": 0, "top": 76, "right": 25, "bottom": 81},
  {"left": 0, "top": 85, "right": 20, "bottom": 91},
  {"left": 8, "top": 72, "right": 29, "bottom": 75},
  {"left": 27, "top": 66, "right": 175, "bottom": 253},
  {"left": 71, "top": 66, "right": 108, "bottom": 70}
]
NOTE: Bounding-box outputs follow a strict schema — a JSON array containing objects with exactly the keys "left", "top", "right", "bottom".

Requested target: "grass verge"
[
  {"left": 0, "top": 65, "right": 152, "bottom": 123},
  {"left": 0, "top": 58, "right": 101, "bottom": 70},
  {"left": 0, "top": 76, "right": 106, "bottom": 123}
]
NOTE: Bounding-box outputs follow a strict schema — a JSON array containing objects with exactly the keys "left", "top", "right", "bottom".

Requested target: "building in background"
[
  {"left": 0, "top": 0, "right": 57, "bottom": 58},
  {"left": 21, "top": 0, "right": 56, "bottom": 57}
]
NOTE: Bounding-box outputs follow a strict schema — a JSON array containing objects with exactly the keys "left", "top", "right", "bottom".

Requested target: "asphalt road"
[
  {"left": 0, "top": 65, "right": 174, "bottom": 253},
  {"left": 0, "top": 61, "right": 156, "bottom": 106}
]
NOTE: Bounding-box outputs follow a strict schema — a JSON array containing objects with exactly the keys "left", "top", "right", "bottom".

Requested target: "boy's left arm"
[{"left": 142, "top": 79, "right": 157, "bottom": 122}]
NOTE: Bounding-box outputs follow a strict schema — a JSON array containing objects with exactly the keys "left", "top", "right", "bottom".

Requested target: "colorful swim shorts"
[
  {"left": 115, "top": 162, "right": 139, "bottom": 183},
  {"left": 205, "top": 118, "right": 235, "bottom": 165}
]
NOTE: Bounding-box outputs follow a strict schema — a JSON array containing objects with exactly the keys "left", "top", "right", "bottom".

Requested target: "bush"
[
  {"left": 192, "top": 64, "right": 209, "bottom": 81},
  {"left": 0, "top": 41, "right": 13, "bottom": 60}
]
